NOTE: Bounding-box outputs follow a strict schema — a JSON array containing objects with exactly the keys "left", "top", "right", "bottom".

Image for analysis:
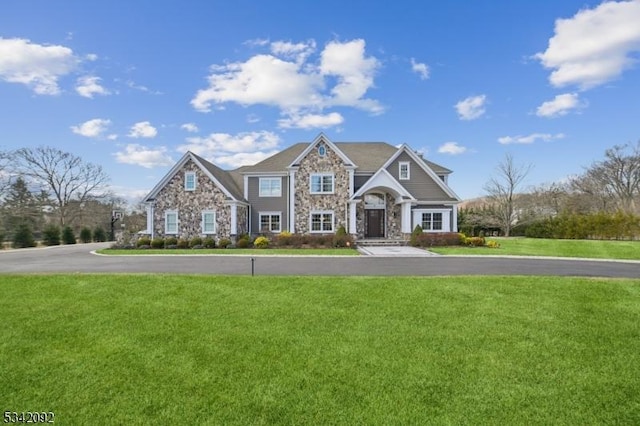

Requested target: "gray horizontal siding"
[
  {"left": 247, "top": 176, "right": 289, "bottom": 233},
  {"left": 386, "top": 152, "right": 454, "bottom": 201}
]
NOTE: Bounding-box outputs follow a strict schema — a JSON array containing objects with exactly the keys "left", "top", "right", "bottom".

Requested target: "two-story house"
[{"left": 142, "top": 133, "right": 460, "bottom": 241}]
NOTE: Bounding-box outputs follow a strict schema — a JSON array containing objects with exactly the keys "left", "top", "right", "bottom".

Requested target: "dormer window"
[
  {"left": 318, "top": 145, "right": 327, "bottom": 157},
  {"left": 185, "top": 172, "right": 196, "bottom": 191},
  {"left": 399, "top": 162, "right": 410, "bottom": 180}
]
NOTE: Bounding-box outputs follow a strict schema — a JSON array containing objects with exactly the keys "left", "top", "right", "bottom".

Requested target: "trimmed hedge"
[
  {"left": 412, "top": 232, "right": 465, "bottom": 248},
  {"left": 524, "top": 212, "right": 640, "bottom": 240}
]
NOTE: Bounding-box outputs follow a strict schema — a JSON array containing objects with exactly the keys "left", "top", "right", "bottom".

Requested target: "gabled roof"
[
  {"left": 380, "top": 145, "right": 461, "bottom": 201},
  {"left": 351, "top": 168, "right": 416, "bottom": 201},
  {"left": 238, "top": 139, "right": 452, "bottom": 175},
  {"left": 191, "top": 152, "right": 244, "bottom": 201},
  {"left": 288, "top": 133, "right": 355, "bottom": 168},
  {"left": 143, "top": 151, "right": 244, "bottom": 202}
]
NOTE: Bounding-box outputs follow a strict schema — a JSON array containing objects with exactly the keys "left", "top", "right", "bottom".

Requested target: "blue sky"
[{"left": 2, "top": 0, "right": 640, "bottom": 202}]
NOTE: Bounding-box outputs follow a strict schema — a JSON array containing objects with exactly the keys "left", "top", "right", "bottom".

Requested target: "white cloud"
[
  {"left": 498, "top": 133, "right": 565, "bottom": 145},
  {"left": 128, "top": 121, "right": 158, "bottom": 138},
  {"left": 214, "top": 151, "right": 281, "bottom": 168},
  {"left": 191, "top": 38, "right": 383, "bottom": 124},
  {"left": 535, "top": 0, "right": 640, "bottom": 89},
  {"left": 114, "top": 144, "right": 173, "bottom": 168},
  {"left": 70, "top": 118, "right": 111, "bottom": 138},
  {"left": 270, "top": 40, "right": 316, "bottom": 63},
  {"left": 536, "top": 93, "right": 585, "bottom": 117},
  {"left": 455, "top": 95, "right": 487, "bottom": 120},
  {"left": 181, "top": 123, "right": 199, "bottom": 133},
  {"left": 411, "top": 58, "right": 430, "bottom": 80},
  {"left": 438, "top": 142, "right": 467, "bottom": 155},
  {"left": 320, "top": 39, "right": 382, "bottom": 113},
  {"left": 76, "top": 75, "right": 110, "bottom": 98},
  {"left": 178, "top": 131, "right": 280, "bottom": 155},
  {"left": 278, "top": 112, "right": 344, "bottom": 129},
  {"left": 0, "top": 37, "right": 79, "bottom": 95}
]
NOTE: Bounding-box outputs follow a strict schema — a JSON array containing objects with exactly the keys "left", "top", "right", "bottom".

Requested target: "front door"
[{"left": 365, "top": 209, "right": 385, "bottom": 238}]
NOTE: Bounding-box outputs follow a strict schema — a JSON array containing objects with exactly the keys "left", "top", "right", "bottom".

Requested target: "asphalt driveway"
[{"left": 0, "top": 243, "right": 638, "bottom": 278}]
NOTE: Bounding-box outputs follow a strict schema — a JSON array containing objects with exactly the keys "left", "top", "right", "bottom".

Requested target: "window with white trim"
[
  {"left": 202, "top": 211, "right": 216, "bottom": 234},
  {"left": 399, "top": 162, "right": 410, "bottom": 180},
  {"left": 421, "top": 212, "right": 443, "bottom": 231},
  {"left": 259, "top": 177, "right": 282, "bottom": 197},
  {"left": 310, "top": 173, "right": 334, "bottom": 194},
  {"left": 259, "top": 212, "right": 281, "bottom": 233},
  {"left": 185, "top": 172, "right": 196, "bottom": 191},
  {"left": 310, "top": 211, "right": 334, "bottom": 232},
  {"left": 165, "top": 211, "right": 178, "bottom": 234}
]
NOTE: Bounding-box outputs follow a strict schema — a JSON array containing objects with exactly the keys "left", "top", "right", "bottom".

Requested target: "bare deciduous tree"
[
  {"left": 0, "top": 150, "right": 13, "bottom": 199},
  {"left": 582, "top": 142, "right": 640, "bottom": 214},
  {"left": 483, "top": 154, "right": 531, "bottom": 236},
  {"left": 15, "top": 146, "right": 110, "bottom": 226}
]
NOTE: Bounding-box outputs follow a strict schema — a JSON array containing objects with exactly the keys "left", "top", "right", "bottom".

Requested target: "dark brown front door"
[{"left": 365, "top": 209, "right": 385, "bottom": 238}]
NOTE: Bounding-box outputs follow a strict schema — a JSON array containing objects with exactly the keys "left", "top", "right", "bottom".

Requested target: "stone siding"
[
  {"left": 386, "top": 195, "right": 403, "bottom": 239},
  {"left": 294, "top": 142, "right": 350, "bottom": 234},
  {"left": 153, "top": 160, "right": 232, "bottom": 239},
  {"left": 236, "top": 205, "right": 248, "bottom": 236}
]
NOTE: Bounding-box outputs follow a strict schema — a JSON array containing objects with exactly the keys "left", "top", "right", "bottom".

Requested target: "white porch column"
[
  {"left": 451, "top": 204, "right": 458, "bottom": 232},
  {"left": 230, "top": 203, "right": 238, "bottom": 235},
  {"left": 146, "top": 203, "right": 154, "bottom": 238},
  {"left": 289, "top": 169, "right": 296, "bottom": 233},
  {"left": 401, "top": 202, "right": 412, "bottom": 233},
  {"left": 348, "top": 201, "right": 358, "bottom": 235}
]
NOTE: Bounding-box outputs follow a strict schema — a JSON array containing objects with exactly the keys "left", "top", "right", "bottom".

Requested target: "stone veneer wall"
[
  {"left": 236, "top": 205, "right": 248, "bottom": 236},
  {"left": 386, "top": 195, "right": 403, "bottom": 239},
  {"left": 294, "top": 142, "right": 350, "bottom": 234},
  {"left": 153, "top": 160, "right": 232, "bottom": 239}
]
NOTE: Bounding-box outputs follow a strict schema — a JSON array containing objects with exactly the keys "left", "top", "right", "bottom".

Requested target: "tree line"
[
  {"left": 461, "top": 141, "right": 640, "bottom": 239},
  {"left": 0, "top": 146, "right": 145, "bottom": 248}
]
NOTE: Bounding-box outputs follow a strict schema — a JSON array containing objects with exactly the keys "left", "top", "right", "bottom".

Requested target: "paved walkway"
[{"left": 357, "top": 246, "right": 439, "bottom": 257}]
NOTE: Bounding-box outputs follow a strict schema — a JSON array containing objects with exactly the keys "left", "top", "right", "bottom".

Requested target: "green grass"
[
  {"left": 2, "top": 274, "right": 640, "bottom": 424},
  {"left": 97, "top": 248, "right": 359, "bottom": 256},
  {"left": 431, "top": 237, "right": 640, "bottom": 260}
]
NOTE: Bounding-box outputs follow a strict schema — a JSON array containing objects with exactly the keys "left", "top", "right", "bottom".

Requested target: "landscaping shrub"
[
  {"left": 236, "top": 237, "right": 250, "bottom": 248},
  {"left": 465, "top": 236, "right": 486, "bottom": 247},
  {"left": 62, "top": 226, "right": 76, "bottom": 245},
  {"left": 486, "top": 240, "right": 500, "bottom": 248},
  {"left": 189, "top": 237, "right": 203, "bottom": 248},
  {"left": 80, "top": 227, "right": 92, "bottom": 243},
  {"left": 254, "top": 236, "right": 269, "bottom": 249},
  {"left": 218, "top": 238, "right": 231, "bottom": 249},
  {"left": 12, "top": 224, "right": 36, "bottom": 248},
  {"left": 414, "top": 232, "right": 464, "bottom": 248},
  {"left": 202, "top": 237, "right": 216, "bottom": 249},
  {"left": 42, "top": 225, "right": 61, "bottom": 246},
  {"left": 333, "top": 230, "right": 354, "bottom": 248},
  {"left": 137, "top": 236, "right": 151, "bottom": 248},
  {"left": 150, "top": 238, "right": 164, "bottom": 249},
  {"left": 164, "top": 237, "right": 178, "bottom": 248},
  {"left": 177, "top": 238, "right": 189, "bottom": 249},
  {"left": 410, "top": 225, "right": 423, "bottom": 247},
  {"left": 274, "top": 232, "right": 293, "bottom": 247},
  {"left": 93, "top": 227, "right": 106, "bottom": 242}
]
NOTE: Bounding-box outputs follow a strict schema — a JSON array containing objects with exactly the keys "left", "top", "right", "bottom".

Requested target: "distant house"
[{"left": 142, "top": 133, "right": 460, "bottom": 241}]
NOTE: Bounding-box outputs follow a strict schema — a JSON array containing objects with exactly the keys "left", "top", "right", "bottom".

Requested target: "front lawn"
[
  {"left": 2, "top": 274, "right": 639, "bottom": 424},
  {"left": 431, "top": 237, "right": 640, "bottom": 260},
  {"left": 97, "top": 248, "right": 359, "bottom": 256}
]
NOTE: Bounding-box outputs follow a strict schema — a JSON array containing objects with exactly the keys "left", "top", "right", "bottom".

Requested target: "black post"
[{"left": 251, "top": 257, "right": 255, "bottom": 276}]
